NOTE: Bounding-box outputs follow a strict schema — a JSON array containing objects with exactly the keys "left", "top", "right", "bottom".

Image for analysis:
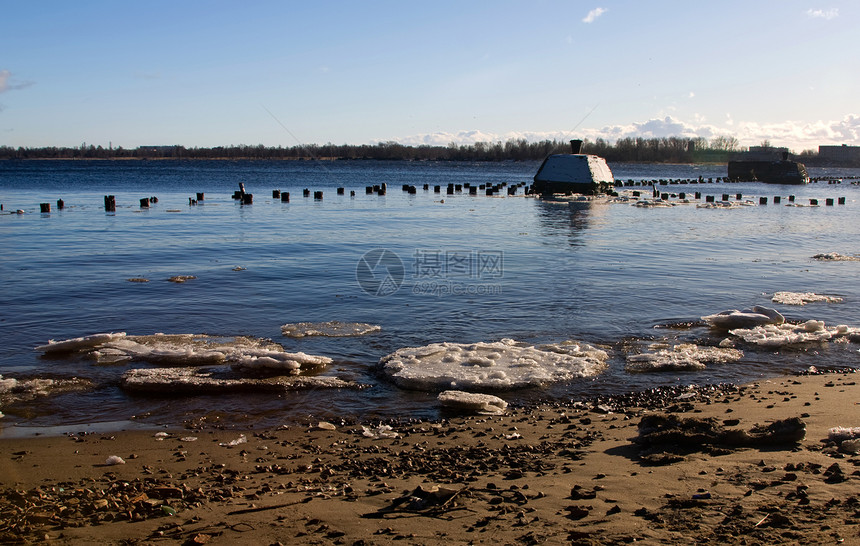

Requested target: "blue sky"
[{"left": 2, "top": 1, "right": 857, "bottom": 152}]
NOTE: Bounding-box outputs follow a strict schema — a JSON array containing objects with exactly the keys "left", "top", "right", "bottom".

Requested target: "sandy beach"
[{"left": 1, "top": 370, "right": 857, "bottom": 545}]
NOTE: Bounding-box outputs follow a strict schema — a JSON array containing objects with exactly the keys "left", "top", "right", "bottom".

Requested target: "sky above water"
[{"left": 1, "top": 1, "right": 857, "bottom": 152}]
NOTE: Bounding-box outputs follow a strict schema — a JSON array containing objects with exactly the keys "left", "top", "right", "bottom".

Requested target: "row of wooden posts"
[
  {"left": 27, "top": 181, "right": 849, "bottom": 212},
  {"left": 642, "top": 188, "right": 847, "bottom": 206}
]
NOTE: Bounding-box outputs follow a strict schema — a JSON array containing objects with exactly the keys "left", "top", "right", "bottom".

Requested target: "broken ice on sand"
[{"left": 380, "top": 338, "right": 608, "bottom": 391}]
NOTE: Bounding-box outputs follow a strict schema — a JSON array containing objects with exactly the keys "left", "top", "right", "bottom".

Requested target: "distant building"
[
  {"left": 818, "top": 144, "right": 860, "bottom": 163},
  {"left": 745, "top": 145, "right": 790, "bottom": 159},
  {"left": 137, "top": 145, "right": 177, "bottom": 156}
]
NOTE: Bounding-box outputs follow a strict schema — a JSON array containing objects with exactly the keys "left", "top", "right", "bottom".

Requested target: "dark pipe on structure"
[{"left": 570, "top": 140, "right": 583, "bottom": 154}]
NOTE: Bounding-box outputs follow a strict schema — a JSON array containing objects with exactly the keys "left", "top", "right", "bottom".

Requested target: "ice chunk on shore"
[
  {"left": 438, "top": 390, "right": 508, "bottom": 414},
  {"left": 625, "top": 343, "right": 743, "bottom": 373},
  {"left": 772, "top": 291, "right": 843, "bottom": 305},
  {"left": 281, "top": 321, "right": 381, "bottom": 338},
  {"left": 362, "top": 425, "right": 400, "bottom": 439},
  {"left": 380, "top": 338, "right": 608, "bottom": 391},
  {"left": 120, "top": 366, "right": 362, "bottom": 394},
  {"left": 828, "top": 426, "right": 860, "bottom": 442},
  {"left": 701, "top": 306, "right": 784, "bottom": 330},
  {"left": 35, "top": 332, "right": 127, "bottom": 354},
  {"left": 729, "top": 320, "right": 859, "bottom": 347}
]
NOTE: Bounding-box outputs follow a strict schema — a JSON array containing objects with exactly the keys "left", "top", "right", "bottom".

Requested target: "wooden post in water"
[
  {"left": 273, "top": 190, "right": 281, "bottom": 198},
  {"left": 104, "top": 195, "right": 116, "bottom": 212},
  {"left": 140, "top": 198, "right": 150, "bottom": 208},
  {"left": 281, "top": 192, "right": 290, "bottom": 202},
  {"left": 40, "top": 203, "right": 51, "bottom": 213},
  {"left": 56, "top": 199, "right": 64, "bottom": 210},
  {"left": 196, "top": 193, "right": 204, "bottom": 201},
  {"left": 242, "top": 193, "right": 253, "bottom": 204}
]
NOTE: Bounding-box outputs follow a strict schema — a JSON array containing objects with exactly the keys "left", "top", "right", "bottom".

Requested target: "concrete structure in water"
[{"left": 532, "top": 140, "right": 615, "bottom": 195}]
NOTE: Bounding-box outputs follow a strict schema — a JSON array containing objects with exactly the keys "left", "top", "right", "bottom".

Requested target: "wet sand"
[{"left": 1, "top": 371, "right": 857, "bottom": 545}]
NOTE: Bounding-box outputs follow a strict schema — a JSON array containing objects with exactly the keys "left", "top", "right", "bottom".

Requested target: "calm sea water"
[{"left": 1, "top": 159, "right": 858, "bottom": 435}]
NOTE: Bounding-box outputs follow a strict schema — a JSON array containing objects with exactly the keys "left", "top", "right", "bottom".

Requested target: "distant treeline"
[{"left": 0, "top": 137, "right": 838, "bottom": 164}]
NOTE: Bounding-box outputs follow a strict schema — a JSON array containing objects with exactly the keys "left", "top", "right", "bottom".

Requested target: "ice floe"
[
  {"left": 0, "top": 374, "right": 92, "bottom": 408},
  {"left": 120, "top": 366, "right": 362, "bottom": 394},
  {"left": 437, "top": 390, "right": 508, "bottom": 414},
  {"left": 701, "top": 306, "right": 784, "bottom": 330},
  {"left": 633, "top": 199, "right": 675, "bottom": 208},
  {"left": 35, "top": 332, "right": 127, "bottom": 354},
  {"left": 729, "top": 321, "right": 860, "bottom": 347},
  {"left": 771, "top": 291, "right": 843, "bottom": 305},
  {"left": 625, "top": 343, "right": 743, "bottom": 373},
  {"left": 280, "top": 321, "right": 382, "bottom": 338},
  {"left": 812, "top": 253, "right": 860, "bottom": 262},
  {"left": 380, "top": 338, "right": 608, "bottom": 391},
  {"left": 37, "top": 333, "right": 332, "bottom": 373}
]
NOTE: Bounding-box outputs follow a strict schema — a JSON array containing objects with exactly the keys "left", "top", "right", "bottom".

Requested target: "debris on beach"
[
  {"left": 729, "top": 321, "right": 859, "bottom": 347},
  {"left": 771, "top": 291, "right": 843, "bottom": 305},
  {"left": 380, "top": 338, "right": 608, "bottom": 390},
  {"left": 120, "top": 366, "right": 362, "bottom": 395},
  {"left": 280, "top": 320, "right": 381, "bottom": 338},
  {"left": 812, "top": 252, "right": 860, "bottom": 261},
  {"left": 437, "top": 390, "right": 508, "bottom": 414},
  {"left": 636, "top": 414, "right": 806, "bottom": 462},
  {"left": 701, "top": 306, "right": 785, "bottom": 330},
  {"left": 625, "top": 343, "right": 743, "bottom": 373}
]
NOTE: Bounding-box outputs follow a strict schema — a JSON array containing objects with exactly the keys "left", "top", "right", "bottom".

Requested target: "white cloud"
[
  {"left": 582, "top": 7, "right": 607, "bottom": 23},
  {"left": 0, "top": 70, "right": 11, "bottom": 93},
  {"left": 0, "top": 70, "right": 33, "bottom": 93},
  {"left": 391, "top": 114, "right": 860, "bottom": 153},
  {"left": 806, "top": 8, "right": 838, "bottom": 19}
]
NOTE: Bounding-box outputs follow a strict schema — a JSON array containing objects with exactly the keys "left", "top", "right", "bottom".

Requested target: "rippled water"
[{"left": 1, "top": 159, "right": 858, "bottom": 434}]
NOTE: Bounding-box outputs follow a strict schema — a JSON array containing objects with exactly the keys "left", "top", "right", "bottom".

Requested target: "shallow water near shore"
[{"left": 1, "top": 159, "right": 858, "bottom": 434}]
